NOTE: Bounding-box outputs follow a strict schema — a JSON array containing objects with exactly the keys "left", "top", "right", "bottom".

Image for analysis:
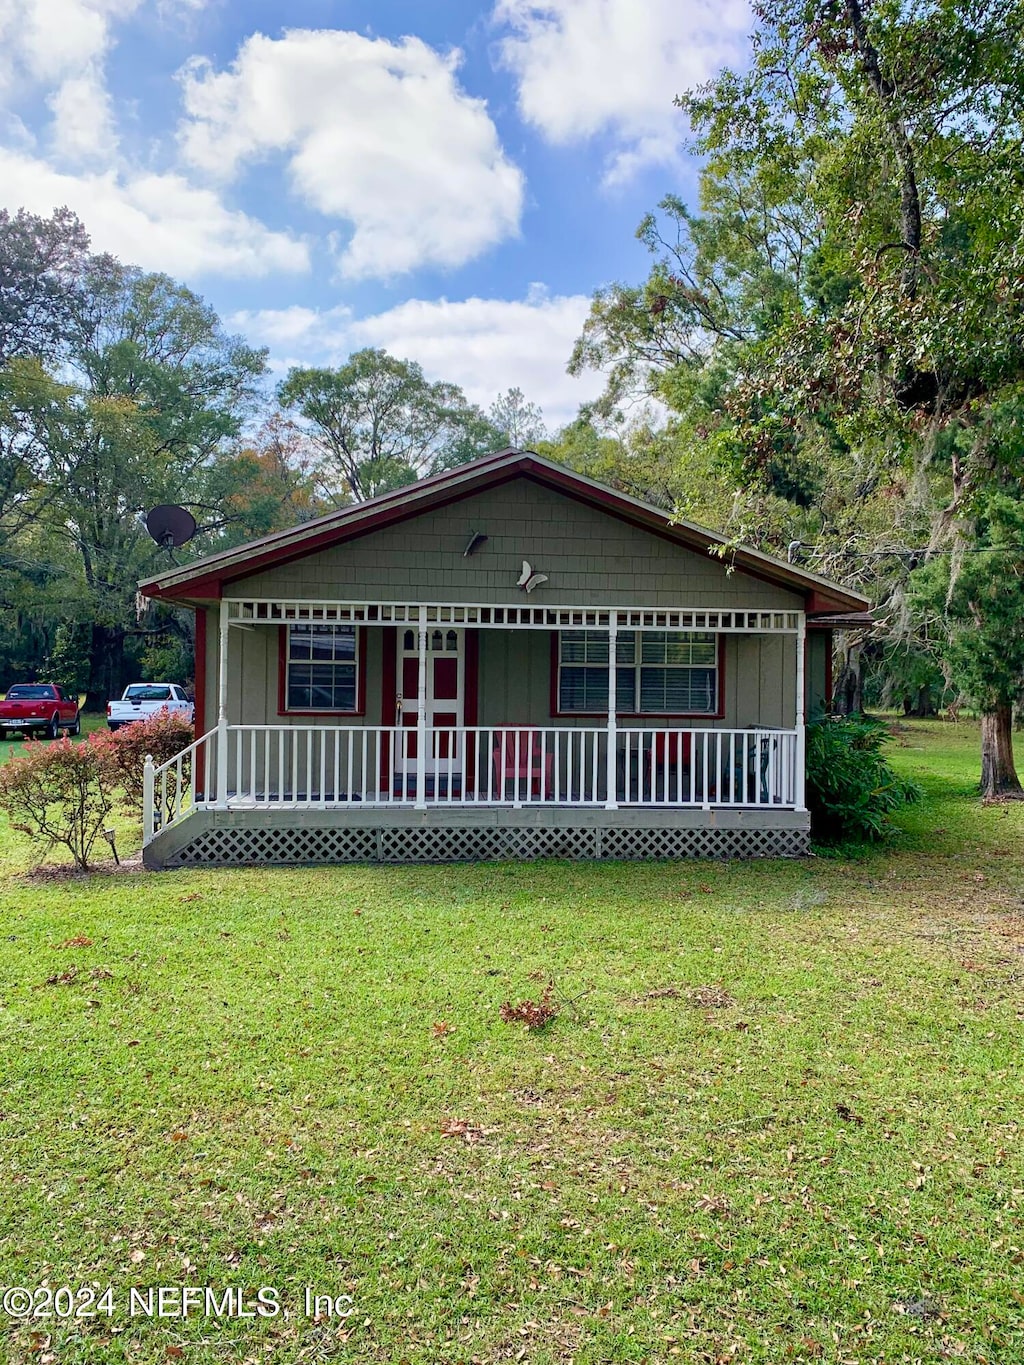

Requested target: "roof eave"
[{"left": 138, "top": 449, "right": 870, "bottom": 613}]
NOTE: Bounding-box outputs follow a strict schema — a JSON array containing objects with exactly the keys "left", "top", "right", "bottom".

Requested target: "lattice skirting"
[{"left": 164, "top": 822, "right": 810, "bottom": 866}]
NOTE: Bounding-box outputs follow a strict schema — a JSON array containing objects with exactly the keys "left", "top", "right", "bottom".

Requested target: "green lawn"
[{"left": 0, "top": 721, "right": 1021, "bottom": 1363}]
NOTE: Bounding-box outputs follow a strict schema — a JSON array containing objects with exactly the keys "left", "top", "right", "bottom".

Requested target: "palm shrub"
[{"left": 805, "top": 714, "right": 919, "bottom": 844}]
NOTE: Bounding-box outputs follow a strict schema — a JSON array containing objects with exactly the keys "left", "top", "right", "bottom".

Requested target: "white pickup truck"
[{"left": 107, "top": 683, "right": 194, "bottom": 731}]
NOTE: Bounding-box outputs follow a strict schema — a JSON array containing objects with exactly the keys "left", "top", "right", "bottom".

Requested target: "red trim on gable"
[
  {"left": 276, "top": 623, "right": 368, "bottom": 717},
  {"left": 150, "top": 474, "right": 524, "bottom": 601},
  {"left": 140, "top": 452, "right": 869, "bottom": 615}
]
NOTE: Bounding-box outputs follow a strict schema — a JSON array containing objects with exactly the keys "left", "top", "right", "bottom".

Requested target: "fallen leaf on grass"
[
  {"left": 500, "top": 983, "right": 558, "bottom": 1030},
  {"left": 59, "top": 935, "right": 93, "bottom": 948},
  {"left": 431, "top": 1020, "right": 454, "bottom": 1037},
  {"left": 45, "top": 968, "right": 78, "bottom": 986},
  {"left": 893, "top": 1296, "right": 942, "bottom": 1319},
  {"left": 689, "top": 985, "right": 735, "bottom": 1009},
  {"left": 836, "top": 1102, "right": 865, "bottom": 1126},
  {"left": 440, "top": 1118, "right": 484, "bottom": 1144},
  {"left": 695, "top": 1194, "right": 731, "bottom": 1217}
]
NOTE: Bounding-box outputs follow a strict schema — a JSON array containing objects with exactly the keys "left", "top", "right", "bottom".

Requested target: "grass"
[{"left": 0, "top": 719, "right": 1021, "bottom": 1363}]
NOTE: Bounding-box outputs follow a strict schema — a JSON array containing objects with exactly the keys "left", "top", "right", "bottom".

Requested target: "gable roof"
[{"left": 139, "top": 448, "right": 870, "bottom": 615}]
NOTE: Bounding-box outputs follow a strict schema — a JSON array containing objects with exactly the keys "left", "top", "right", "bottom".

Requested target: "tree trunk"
[
  {"left": 845, "top": 0, "right": 922, "bottom": 298},
  {"left": 832, "top": 636, "right": 864, "bottom": 715},
  {"left": 980, "top": 705, "right": 1024, "bottom": 800},
  {"left": 85, "top": 624, "right": 126, "bottom": 712},
  {"left": 912, "top": 685, "right": 936, "bottom": 718}
]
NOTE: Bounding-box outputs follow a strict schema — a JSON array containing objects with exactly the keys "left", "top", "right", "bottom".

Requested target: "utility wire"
[{"left": 788, "top": 541, "right": 1024, "bottom": 562}]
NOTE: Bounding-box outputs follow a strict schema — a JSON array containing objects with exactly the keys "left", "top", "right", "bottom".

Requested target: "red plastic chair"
[
  {"left": 491, "top": 729, "right": 554, "bottom": 799},
  {"left": 645, "top": 731, "right": 692, "bottom": 800}
]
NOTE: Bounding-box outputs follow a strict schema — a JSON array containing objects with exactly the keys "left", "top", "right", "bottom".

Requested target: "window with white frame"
[
  {"left": 285, "top": 624, "right": 358, "bottom": 711},
  {"left": 557, "top": 630, "right": 718, "bottom": 715}
]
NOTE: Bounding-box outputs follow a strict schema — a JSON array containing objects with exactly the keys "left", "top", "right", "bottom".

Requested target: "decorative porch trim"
[{"left": 225, "top": 598, "right": 803, "bottom": 634}]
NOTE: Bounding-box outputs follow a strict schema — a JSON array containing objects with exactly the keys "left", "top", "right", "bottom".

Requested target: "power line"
[{"left": 788, "top": 540, "right": 1024, "bottom": 563}]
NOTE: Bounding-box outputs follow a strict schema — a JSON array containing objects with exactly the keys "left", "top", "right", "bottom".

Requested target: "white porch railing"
[{"left": 143, "top": 725, "right": 801, "bottom": 846}]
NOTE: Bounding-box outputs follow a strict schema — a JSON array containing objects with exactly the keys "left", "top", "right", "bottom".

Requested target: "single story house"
[{"left": 138, "top": 448, "right": 869, "bottom": 869}]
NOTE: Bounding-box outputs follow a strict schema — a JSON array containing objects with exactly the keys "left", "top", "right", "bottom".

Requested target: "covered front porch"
[{"left": 142, "top": 597, "right": 810, "bottom": 866}]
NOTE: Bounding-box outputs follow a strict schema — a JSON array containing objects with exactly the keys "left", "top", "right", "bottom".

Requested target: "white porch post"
[
  {"left": 415, "top": 605, "right": 428, "bottom": 810},
  {"left": 216, "top": 598, "right": 229, "bottom": 809},
  {"left": 795, "top": 614, "right": 806, "bottom": 811},
  {"left": 605, "top": 612, "right": 619, "bottom": 810}
]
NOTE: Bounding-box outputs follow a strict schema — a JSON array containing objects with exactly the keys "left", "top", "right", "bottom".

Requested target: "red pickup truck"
[{"left": 0, "top": 684, "right": 81, "bottom": 740}]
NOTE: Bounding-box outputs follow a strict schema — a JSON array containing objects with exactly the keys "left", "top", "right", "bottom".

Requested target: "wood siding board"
[
  {"left": 230, "top": 480, "right": 804, "bottom": 611},
  {"left": 142, "top": 453, "right": 868, "bottom": 614}
]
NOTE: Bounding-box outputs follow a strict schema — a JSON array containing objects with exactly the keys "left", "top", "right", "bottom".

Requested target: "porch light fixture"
[
  {"left": 517, "top": 560, "right": 548, "bottom": 593},
  {"left": 463, "top": 531, "right": 488, "bottom": 557}
]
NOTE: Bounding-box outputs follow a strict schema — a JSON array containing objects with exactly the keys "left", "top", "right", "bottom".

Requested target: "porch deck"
[{"left": 142, "top": 723, "right": 810, "bottom": 868}]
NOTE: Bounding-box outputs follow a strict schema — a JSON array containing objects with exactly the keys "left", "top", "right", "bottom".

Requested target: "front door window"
[{"left": 397, "top": 628, "right": 465, "bottom": 792}]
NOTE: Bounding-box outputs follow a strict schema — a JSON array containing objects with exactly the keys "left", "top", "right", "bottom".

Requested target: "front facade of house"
[{"left": 139, "top": 450, "right": 868, "bottom": 868}]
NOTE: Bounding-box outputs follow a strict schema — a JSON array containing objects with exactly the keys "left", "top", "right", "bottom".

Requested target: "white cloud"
[
  {"left": 494, "top": 0, "right": 750, "bottom": 183},
  {"left": 177, "top": 28, "right": 524, "bottom": 280},
  {"left": 0, "top": 145, "right": 309, "bottom": 277},
  {"left": 232, "top": 289, "right": 604, "bottom": 430},
  {"left": 0, "top": 1, "right": 309, "bottom": 278},
  {"left": 0, "top": 0, "right": 141, "bottom": 160},
  {"left": 47, "top": 70, "right": 119, "bottom": 161}
]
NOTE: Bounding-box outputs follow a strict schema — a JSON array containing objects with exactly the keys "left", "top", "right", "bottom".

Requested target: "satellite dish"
[{"left": 146, "top": 505, "right": 197, "bottom": 550}]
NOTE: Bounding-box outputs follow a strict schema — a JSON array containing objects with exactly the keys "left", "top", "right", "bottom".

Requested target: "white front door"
[{"left": 397, "top": 627, "right": 465, "bottom": 795}]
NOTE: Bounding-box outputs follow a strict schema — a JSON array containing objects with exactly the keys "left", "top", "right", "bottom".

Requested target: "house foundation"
[{"left": 144, "top": 805, "right": 811, "bottom": 868}]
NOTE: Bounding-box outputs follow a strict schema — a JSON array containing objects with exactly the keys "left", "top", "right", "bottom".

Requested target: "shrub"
[
  {"left": 805, "top": 713, "right": 920, "bottom": 844},
  {"left": 92, "top": 710, "right": 193, "bottom": 814},
  {"left": 0, "top": 739, "right": 114, "bottom": 870}
]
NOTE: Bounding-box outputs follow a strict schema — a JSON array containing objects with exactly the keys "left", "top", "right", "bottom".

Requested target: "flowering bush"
[
  {"left": 0, "top": 739, "right": 114, "bottom": 870},
  {"left": 92, "top": 710, "right": 193, "bottom": 814}
]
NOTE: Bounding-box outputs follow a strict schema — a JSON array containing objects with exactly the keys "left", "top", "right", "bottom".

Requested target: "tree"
[
  {"left": 0, "top": 206, "right": 92, "bottom": 365},
  {"left": 489, "top": 387, "right": 547, "bottom": 448},
  {"left": 200, "top": 415, "right": 326, "bottom": 549},
  {"left": 41, "top": 263, "right": 267, "bottom": 706},
  {"left": 571, "top": 0, "right": 1024, "bottom": 796},
  {"left": 278, "top": 349, "right": 502, "bottom": 503},
  {"left": 909, "top": 441, "right": 1024, "bottom": 798}
]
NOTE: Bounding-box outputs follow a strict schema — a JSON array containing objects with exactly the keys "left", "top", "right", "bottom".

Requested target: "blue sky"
[{"left": 0, "top": 0, "right": 750, "bottom": 427}]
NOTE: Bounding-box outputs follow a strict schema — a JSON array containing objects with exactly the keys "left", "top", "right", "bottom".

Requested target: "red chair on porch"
[
  {"left": 491, "top": 729, "right": 555, "bottom": 800},
  {"left": 644, "top": 731, "right": 692, "bottom": 800}
]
